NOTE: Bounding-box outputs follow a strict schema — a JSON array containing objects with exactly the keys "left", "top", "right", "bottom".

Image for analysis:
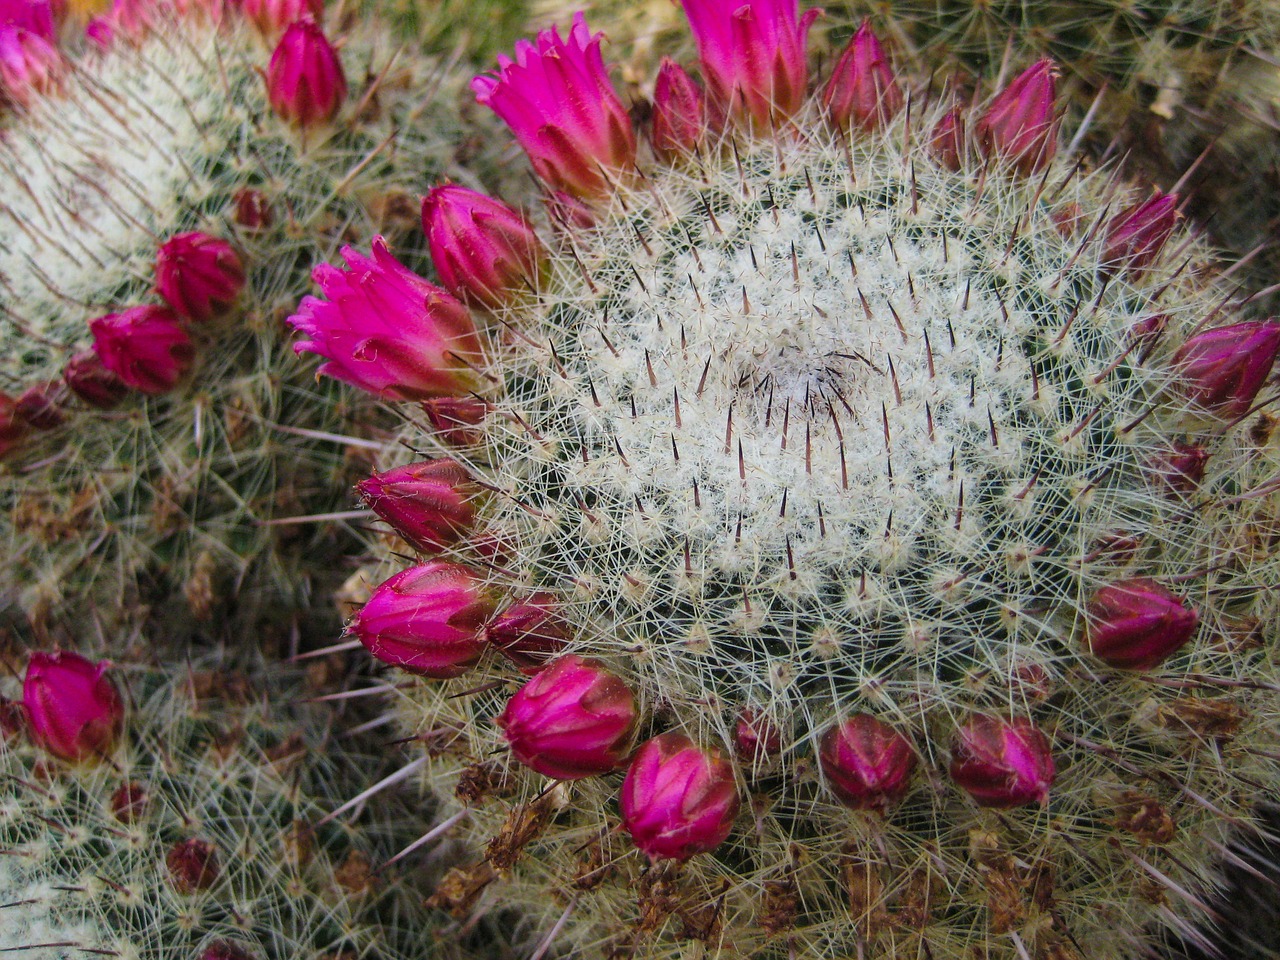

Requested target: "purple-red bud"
[
  {"left": 200, "top": 942, "right": 257, "bottom": 960},
  {"left": 89, "top": 305, "right": 195, "bottom": 395},
  {"left": 1150, "top": 440, "right": 1209, "bottom": 494},
  {"left": 1172, "top": 319, "right": 1280, "bottom": 420},
  {"left": 823, "top": 21, "right": 902, "bottom": 132},
  {"left": 15, "top": 379, "right": 66, "bottom": 429},
  {"left": 167, "top": 838, "right": 219, "bottom": 893},
  {"left": 22, "top": 651, "right": 124, "bottom": 763},
  {"left": 266, "top": 18, "right": 346, "bottom": 128},
  {"left": 421, "top": 396, "right": 488, "bottom": 446},
  {"left": 949, "top": 715, "right": 1056, "bottom": 808},
  {"left": 63, "top": 349, "right": 129, "bottom": 409},
  {"left": 233, "top": 189, "right": 273, "bottom": 231},
  {"left": 155, "top": 231, "right": 246, "bottom": 322},
  {"left": 486, "top": 591, "right": 569, "bottom": 674},
  {"left": 818, "top": 713, "right": 916, "bottom": 813},
  {"left": 1085, "top": 578, "right": 1198, "bottom": 670},
  {"left": 651, "top": 58, "right": 710, "bottom": 159},
  {"left": 356, "top": 458, "right": 479, "bottom": 554},
  {"left": 111, "top": 781, "right": 150, "bottom": 823},
  {"left": 930, "top": 108, "right": 964, "bottom": 171},
  {"left": 733, "top": 708, "right": 781, "bottom": 763},
  {"left": 1103, "top": 190, "right": 1179, "bottom": 271},
  {"left": 977, "top": 59, "right": 1058, "bottom": 175},
  {"left": 0, "top": 391, "right": 27, "bottom": 458}
]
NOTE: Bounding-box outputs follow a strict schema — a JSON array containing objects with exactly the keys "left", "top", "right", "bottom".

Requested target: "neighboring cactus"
[{"left": 297, "top": 4, "right": 1280, "bottom": 958}]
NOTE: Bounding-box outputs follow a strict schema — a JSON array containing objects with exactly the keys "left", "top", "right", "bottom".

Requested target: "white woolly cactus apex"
[{"left": 297, "top": 3, "right": 1280, "bottom": 958}]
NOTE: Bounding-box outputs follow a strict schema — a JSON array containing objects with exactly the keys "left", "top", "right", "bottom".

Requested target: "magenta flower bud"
[
  {"left": 0, "top": 0, "right": 56, "bottom": 41},
  {"left": 473, "top": 13, "right": 636, "bottom": 201},
  {"left": 15, "top": 379, "right": 67, "bottom": 430},
  {"left": 64, "top": 349, "right": 128, "bottom": 409},
  {"left": 201, "top": 942, "right": 256, "bottom": 960},
  {"left": 233, "top": 188, "right": 273, "bottom": 231},
  {"left": 240, "top": 0, "right": 321, "bottom": 36},
  {"left": 22, "top": 651, "right": 125, "bottom": 763},
  {"left": 487, "top": 591, "right": 570, "bottom": 674},
  {"left": 167, "top": 838, "right": 219, "bottom": 893},
  {"left": 289, "top": 237, "right": 486, "bottom": 400},
  {"left": 823, "top": 21, "right": 903, "bottom": 132},
  {"left": 89, "top": 305, "right": 195, "bottom": 395},
  {"left": 977, "top": 59, "right": 1058, "bottom": 175},
  {"left": 1103, "top": 190, "right": 1179, "bottom": 271},
  {"left": 1150, "top": 440, "right": 1209, "bottom": 494},
  {"left": 0, "top": 391, "right": 27, "bottom": 458},
  {"left": 422, "top": 185, "right": 547, "bottom": 311},
  {"left": 930, "top": 108, "right": 965, "bottom": 171},
  {"left": 266, "top": 18, "right": 346, "bottom": 129},
  {"left": 1085, "top": 577, "right": 1198, "bottom": 670},
  {"left": 348, "top": 561, "right": 497, "bottom": 678},
  {"left": 84, "top": 15, "right": 112, "bottom": 48},
  {"left": 356, "top": 458, "right": 480, "bottom": 554},
  {"left": 682, "top": 0, "right": 819, "bottom": 128},
  {"left": 0, "top": 25, "right": 61, "bottom": 107},
  {"left": 949, "top": 715, "right": 1056, "bottom": 808},
  {"left": 1172, "top": 319, "right": 1280, "bottom": 419},
  {"left": 421, "top": 396, "right": 489, "bottom": 446},
  {"left": 620, "top": 732, "right": 740, "bottom": 862},
  {"left": 651, "top": 59, "right": 710, "bottom": 160},
  {"left": 155, "top": 231, "right": 246, "bottom": 322},
  {"left": 497, "top": 654, "right": 638, "bottom": 780},
  {"left": 818, "top": 713, "right": 916, "bottom": 813},
  {"left": 733, "top": 708, "right": 781, "bottom": 763}
]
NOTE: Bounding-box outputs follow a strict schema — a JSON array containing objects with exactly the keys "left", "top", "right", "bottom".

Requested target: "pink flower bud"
[
  {"left": 473, "top": 13, "right": 636, "bottom": 200},
  {"left": 497, "top": 654, "right": 638, "bottom": 779},
  {"left": 111, "top": 781, "right": 149, "bottom": 822},
  {"left": 977, "top": 59, "right": 1058, "bottom": 175},
  {"left": 167, "top": 838, "right": 219, "bottom": 893},
  {"left": 823, "top": 21, "right": 902, "bottom": 132},
  {"left": 240, "top": 0, "right": 321, "bottom": 36},
  {"left": 1, "top": 391, "right": 30, "bottom": 458},
  {"left": 1103, "top": 190, "right": 1179, "bottom": 271},
  {"left": 818, "top": 713, "right": 916, "bottom": 813},
  {"left": 620, "top": 732, "right": 740, "bottom": 861},
  {"left": 356, "top": 458, "right": 479, "bottom": 554},
  {"left": 651, "top": 59, "right": 710, "bottom": 159},
  {"left": 155, "top": 231, "right": 246, "bottom": 322},
  {"left": 930, "top": 107, "right": 964, "bottom": 171},
  {"left": 15, "top": 379, "right": 67, "bottom": 429},
  {"left": 733, "top": 708, "right": 781, "bottom": 763},
  {"left": 1150, "top": 440, "right": 1209, "bottom": 494},
  {"left": 0, "top": 25, "right": 61, "bottom": 107},
  {"left": 421, "top": 396, "right": 489, "bottom": 446},
  {"left": 681, "top": 0, "right": 819, "bottom": 128},
  {"left": 201, "top": 942, "right": 256, "bottom": 960},
  {"left": 266, "top": 18, "right": 346, "bottom": 128},
  {"left": 233, "top": 188, "right": 273, "bottom": 231},
  {"left": 22, "top": 651, "right": 124, "bottom": 763},
  {"left": 949, "top": 715, "right": 1055, "bottom": 808},
  {"left": 1172, "top": 319, "right": 1280, "bottom": 420},
  {"left": 422, "top": 185, "right": 547, "bottom": 311},
  {"left": 1085, "top": 578, "right": 1198, "bottom": 670},
  {"left": 289, "top": 237, "right": 487, "bottom": 401},
  {"left": 89, "top": 305, "right": 195, "bottom": 395},
  {"left": 486, "top": 591, "right": 569, "bottom": 674},
  {"left": 63, "top": 349, "right": 128, "bottom": 409},
  {"left": 349, "top": 561, "right": 497, "bottom": 678}
]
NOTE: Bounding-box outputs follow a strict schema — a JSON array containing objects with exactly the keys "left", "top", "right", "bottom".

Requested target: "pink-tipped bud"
[
  {"left": 0, "top": 391, "right": 27, "bottom": 458},
  {"left": 651, "top": 59, "right": 710, "bottom": 159},
  {"left": 0, "top": 24, "right": 59, "bottom": 106},
  {"left": 733, "top": 708, "right": 781, "bottom": 763},
  {"left": 356, "top": 458, "right": 480, "bottom": 554},
  {"left": 977, "top": 59, "right": 1058, "bottom": 175},
  {"left": 348, "top": 561, "right": 497, "bottom": 678},
  {"left": 89, "top": 305, "right": 195, "bottom": 395},
  {"left": 949, "top": 715, "right": 1055, "bottom": 808},
  {"left": 1150, "top": 440, "right": 1209, "bottom": 494},
  {"left": 266, "top": 18, "right": 346, "bottom": 128},
  {"left": 111, "top": 781, "right": 149, "bottom": 823},
  {"left": 22, "top": 651, "right": 124, "bottom": 763},
  {"left": 233, "top": 188, "right": 273, "bottom": 231},
  {"left": 930, "top": 108, "right": 965, "bottom": 171},
  {"left": 240, "top": 0, "right": 321, "bottom": 36},
  {"left": 818, "top": 713, "right": 916, "bottom": 813},
  {"left": 1085, "top": 578, "right": 1198, "bottom": 670},
  {"left": 15, "top": 379, "right": 67, "bottom": 430},
  {"left": 486, "top": 591, "right": 570, "bottom": 674},
  {"left": 1172, "top": 319, "right": 1280, "bottom": 420},
  {"left": 621, "top": 733, "right": 739, "bottom": 861},
  {"left": 422, "top": 185, "right": 547, "bottom": 311},
  {"left": 421, "top": 396, "right": 489, "bottom": 446},
  {"left": 1103, "top": 190, "right": 1179, "bottom": 271},
  {"left": 497, "top": 654, "right": 638, "bottom": 780},
  {"left": 155, "top": 231, "right": 245, "bottom": 322},
  {"left": 167, "top": 838, "right": 219, "bottom": 893},
  {"left": 823, "top": 21, "right": 902, "bottom": 132},
  {"left": 64, "top": 349, "right": 128, "bottom": 409}
]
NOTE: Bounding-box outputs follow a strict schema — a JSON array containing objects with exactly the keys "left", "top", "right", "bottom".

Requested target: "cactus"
[{"left": 299, "top": 6, "right": 1280, "bottom": 958}]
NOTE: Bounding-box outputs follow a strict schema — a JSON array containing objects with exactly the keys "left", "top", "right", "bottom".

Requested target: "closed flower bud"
[
  {"left": 1103, "top": 190, "right": 1179, "bottom": 271},
  {"left": 110, "top": 781, "right": 149, "bottom": 823},
  {"left": 1172, "top": 319, "right": 1280, "bottom": 420},
  {"left": 266, "top": 18, "right": 345, "bottom": 128},
  {"left": 155, "top": 231, "right": 246, "bottom": 322},
  {"left": 949, "top": 715, "right": 1055, "bottom": 808},
  {"left": 64, "top": 349, "right": 128, "bottom": 409},
  {"left": 977, "top": 59, "right": 1058, "bottom": 175},
  {"left": 89, "top": 305, "right": 195, "bottom": 395},
  {"left": 486, "top": 591, "right": 569, "bottom": 674},
  {"left": 823, "top": 21, "right": 902, "bottom": 132},
  {"left": 240, "top": 0, "right": 321, "bottom": 36},
  {"left": 818, "top": 713, "right": 916, "bottom": 812},
  {"left": 1150, "top": 440, "right": 1209, "bottom": 494},
  {"left": 733, "top": 708, "right": 781, "bottom": 763},
  {"left": 930, "top": 108, "right": 964, "bottom": 171},
  {"left": 233, "top": 188, "right": 273, "bottom": 231},
  {"left": 201, "top": 942, "right": 256, "bottom": 960},
  {"left": 620, "top": 732, "right": 740, "bottom": 861},
  {"left": 15, "top": 379, "right": 67, "bottom": 429},
  {"left": 651, "top": 59, "right": 709, "bottom": 159},
  {"left": 497, "top": 655, "right": 637, "bottom": 779},
  {"left": 22, "top": 651, "right": 124, "bottom": 763},
  {"left": 0, "top": 390, "right": 30, "bottom": 458},
  {"left": 356, "top": 458, "right": 480, "bottom": 554},
  {"left": 422, "top": 185, "right": 547, "bottom": 311},
  {"left": 421, "top": 396, "right": 489, "bottom": 446},
  {"left": 0, "top": 24, "right": 61, "bottom": 106},
  {"left": 1085, "top": 578, "right": 1198, "bottom": 670},
  {"left": 167, "top": 838, "right": 219, "bottom": 893},
  {"left": 349, "top": 561, "right": 497, "bottom": 678}
]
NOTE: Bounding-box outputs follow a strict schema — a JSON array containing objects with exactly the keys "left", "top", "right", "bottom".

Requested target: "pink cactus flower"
[
  {"left": 22, "top": 651, "right": 125, "bottom": 763},
  {"left": 421, "top": 395, "right": 489, "bottom": 446},
  {"left": 620, "top": 732, "right": 740, "bottom": 861},
  {"left": 0, "top": 25, "right": 62, "bottom": 106},
  {"left": 289, "top": 237, "right": 487, "bottom": 400},
  {"left": 348, "top": 561, "right": 497, "bottom": 678},
  {"left": 63, "top": 349, "right": 128, "bottom": 409},
  {"left": 651, "top": 58, "right": 711, "bottom": 159},
  {"left": 240, "top": 0, "right": 321, "bottom": 36},
  {"left": 1103, "top": 190, "right": 1179, "bottom": 271},
  {"left": 930, "top": 107, "right": 965, "bottom": 170},
  {"left": 949, "top": 715, "right": 1056, "bottom": 808},
  {"left": 486, "top": 591, "right": 570, "bottom": 674},
  {"left": 1172, "top": 319, "right": 1280, "bottom": 419},
  {"left": 823, "top": 20, "right": 902, "bottom": 132},
  {"left": 497, "top": 655, "right": 638, "bottom": 780},
  {"left": 976, "top": 59, "right": 1058, "bottom": 175},
  {"left": 422, "top": 185, "right": 547, "bottom": 310},
  {"left": 1085, "top": 578, "right": 1198, "bottom": 670},
  {"left": 166, "top": 837, "right": 219, "bottom": 893},
  {"left": 356, "top": 458, "right": 480, "bottom": 554},
  {"left": 733, "top": 708, "right": 781, "bottom": 763},
  {"left": 15, "top": 379, "right": 67, "bottom": 430},
  {"left": 155, "top": 231, "right": 246, "bottom": 322},
  {"left": 819, "top": 713, "right": 917, "bottom": 812},
  {"left": 266, "top": 18, "right": 346, "bottom": 128},
  {"left": 0, "top": 391, "right": 29, "bottom": 459},
  {"left": 89, "top": 305, "right": 195, "bottom": 395},
  {"left": 0, "top": 0, "right": 56, "bottom": 40}
]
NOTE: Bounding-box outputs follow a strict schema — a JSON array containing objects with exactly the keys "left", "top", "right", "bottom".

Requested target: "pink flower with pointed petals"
[
  {"left": 823, "top": 20, "right": 902, "bottom": 132},
  {"left": 1086, "top": 578, "right": 1199, "bottom": 670},
  {"left": 0, "top": 24, "right": 61, "bottom": 106},
  {"left": 0, "top": 391, "right": 29, "bottom": 459},
  {"left": 682, "top": 0, "right": 819, "bottom": 129},
  {"left": 355, "top": 458, "right": 480, "bottom": 554},
  {"left": 22, "top": 652, "right": 125, "bottom": 763},
  {"left": 818, "top": 713, "right": 916, "bottom": 813},
  {"left": 0, "top": 0, "right": 55, "bottom": 40},
  {"left": 977, "top": 59, "right": 1058, "bottom": 175},
  {"left": 266, "top": 18, "right": 346, "bottom": 128},
  {"left": 240, "top": 0, "right": 321, "bottom": 36},
  {"left": 155, "top": 231, "right": 246, "bottom": 322},
  {"left": 473, "top": 13, "right": 636, "bottom": 201},
  {"left": 651, "top": 58, "right": 711, "bottom": 159},
  {"left": 1104, "top": 190, "right": 1179, "bottom": 271},
  {"left": 90, "top": 305, "right": 195, "bottom": 395},
  {"left": 1173, "top": 319, "right": 1280, "bottom": 419},
  {"left": 289, "top": 237, "right": 487, "bottom": 400},
  {"left": 949, "top": 715, "right": 1055, "bottom": 808}
]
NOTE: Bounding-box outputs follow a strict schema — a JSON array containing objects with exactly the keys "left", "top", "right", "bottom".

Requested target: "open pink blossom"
[
  {"left": 23, "top": 651, "right": 124, "bottom": 763},
  {"left": 0, "top": 24, "right": 61, "bottom": 106},
  {"left": 0, "top": 0, "right": 56, "bottom": 40}
]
